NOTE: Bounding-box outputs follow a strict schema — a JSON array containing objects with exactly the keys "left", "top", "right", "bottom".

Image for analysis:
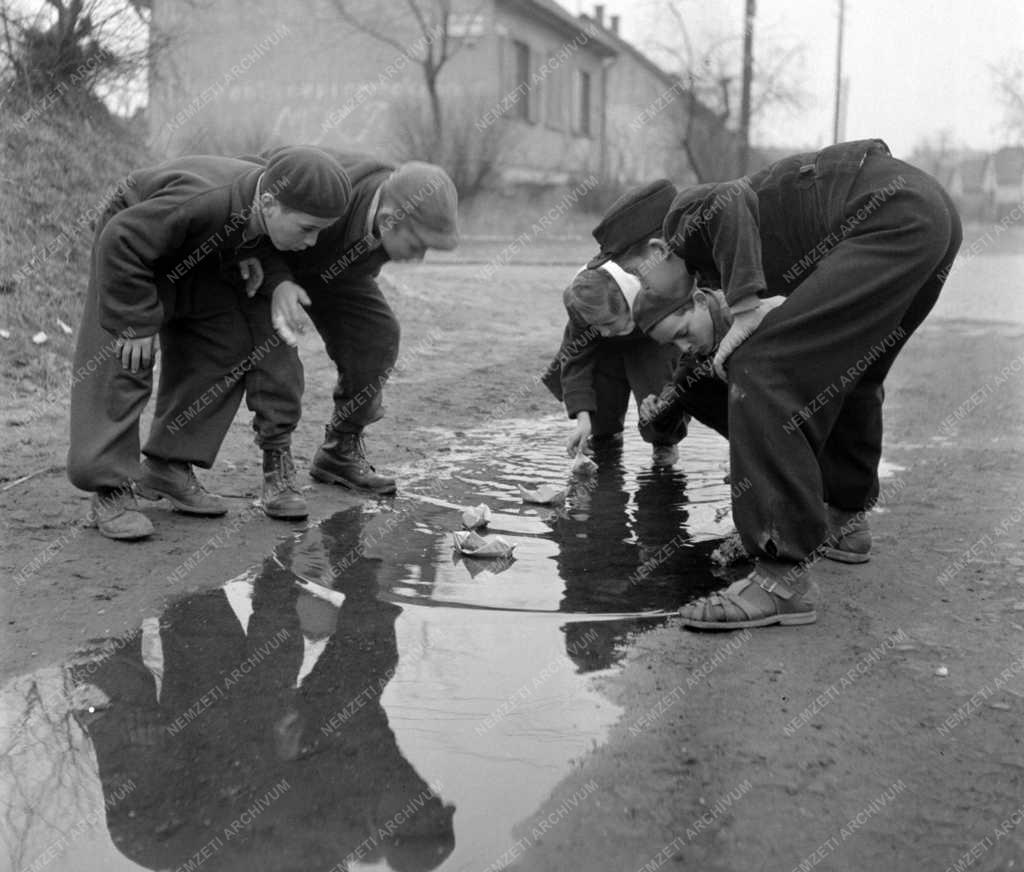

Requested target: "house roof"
[
  {"left": 993, "top": 146, "right": 1024, "bottom": 184},
  {"left": 577, "top": 12, "right": 677, "bottom": 87},
  {"left": 578, "top": 11, "right": 731, "bottom": 131},
  {"left": 498, "top": 0, "right": 618, "bottom": 57}
]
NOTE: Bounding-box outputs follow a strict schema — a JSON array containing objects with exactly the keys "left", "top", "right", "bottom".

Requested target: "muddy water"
[{"left": 0, "top": 416, "right": 738, "bottom": 872}]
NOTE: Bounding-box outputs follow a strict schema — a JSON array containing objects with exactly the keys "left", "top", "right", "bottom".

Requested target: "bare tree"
[
  {"left": 321, "top": 0, "right": 510, "bottom": 199},
  {"left": 323, "top": 0, "right": 484, "bottom": 149},
  {"left": 992, "top": 55, "right": 1024, "bottom": 145},
  {"left": 390, "top": 91, "right": 512, "bottom": 199},
  {"left": 656, "top": 1, "right": 807, "bottom": 182},
  {"left": 908, "top": 129, "right": 959, "bottom": 180},
  {"left": 0, "top": 0, "right": 158, "bottom": 111}
]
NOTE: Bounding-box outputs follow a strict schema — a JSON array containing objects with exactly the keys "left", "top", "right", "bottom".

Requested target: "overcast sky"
[{"left": 560, "top": 0, "right": 1023, "bottom": 157}]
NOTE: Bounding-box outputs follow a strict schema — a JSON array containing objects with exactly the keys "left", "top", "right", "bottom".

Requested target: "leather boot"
[
  {"left": 588, "top": 431, "right": 624, "bottom": 456},
  {"left": 310, "top": 429, "right": 396, "bottom": 495},
  {"left": 136, "top": 457, "right": 227, "bottom": 516},
  {"left": 89, "top": 486, "right": 154, "bottom": 540},
  {"left": 262, "top": 448, "right": 308, "bottom": 520}
]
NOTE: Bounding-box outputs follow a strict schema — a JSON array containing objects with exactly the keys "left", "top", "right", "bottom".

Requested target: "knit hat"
[
  {"left": 384, "top": 162, "right": 459, "bottom": 250},
  {"left": 588, "top": 179, "right": 678, "bottom": 267},
  {"left": 263, "top": 146, "right": 351, "bottom": 219}
]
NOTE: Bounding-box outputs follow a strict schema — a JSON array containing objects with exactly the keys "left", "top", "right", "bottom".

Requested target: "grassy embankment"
[{"left": 0, "top": 100, "right": 151, "bottom": 390}]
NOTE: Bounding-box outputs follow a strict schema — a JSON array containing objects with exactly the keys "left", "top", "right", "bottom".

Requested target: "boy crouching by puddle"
[
  {"left": 543, "top": 180, "right": 689, "bottom": 468},
  {"left": 564, "top": 139, "right": 961, "bottom": 632}
]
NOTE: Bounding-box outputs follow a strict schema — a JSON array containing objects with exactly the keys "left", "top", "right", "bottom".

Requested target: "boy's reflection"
[
  {"left": 553, "top": 461, "right": 723, "bottom": 672},
  {"left": 82, "top": 507, "right": 454, "bottom": 872}
]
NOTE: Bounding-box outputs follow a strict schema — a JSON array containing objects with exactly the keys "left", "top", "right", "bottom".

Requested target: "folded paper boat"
[
  {"left": 293, "top": 578, "right": 347, "bottom": 607},
  {"left": 518, "top": 484, "right": 566, "bottom": 505},
  {"left": 461, "top": 503, "right": 492, "bottom": 530},
  {"left": 452, "top": 530, "right": 516, "bottom": 559},
  {"left": 571, "top": 452, "right": 598, "bottom": 476}
]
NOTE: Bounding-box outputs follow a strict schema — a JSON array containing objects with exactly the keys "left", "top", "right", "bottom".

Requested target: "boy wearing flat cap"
[
  {"left": 68, "top": 146, "right": 351, "bottom": 540},
  {"left": 546, "top": 179, "right": 688, "bottom": 466},
  {"left": 619, "top": 139, "right": 961, "bottom": 630},
  {"left": 224, "top": 149, "right": 459, "bottom": 509}
]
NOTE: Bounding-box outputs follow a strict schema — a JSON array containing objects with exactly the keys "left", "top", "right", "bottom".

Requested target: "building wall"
[
  {"left": 149, "top": 0, "right": 498, "bottom": 159},
  {"left": 601, "top": 46, "right": 692, "bottom": 186},
  {"left": 148, "top": 0, "right": 694, "bottom": 187},
  {"left": 486, "top": 4, "right": 610, "bottom": 185}
]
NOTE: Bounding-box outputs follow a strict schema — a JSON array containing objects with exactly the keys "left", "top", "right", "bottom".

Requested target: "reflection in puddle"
[{"left": 2, "top": 416, "right": 754, "bottom": 872}]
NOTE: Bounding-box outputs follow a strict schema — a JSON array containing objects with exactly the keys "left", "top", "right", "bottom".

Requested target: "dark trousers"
[
  {"left": 704, "top": 157, "right": 961, "bottom": 565},
  {"left": 589, "top": 338, "right": 686, "bottom": 444},
  {"left": 67, "top": 258, "right": 256, "bottom": 490},
  {"left": 238, "top": 293, "right": 303, "bottom": 452},
  {"left": 245, "top": 277, "right": 400, "bottom": 446}
]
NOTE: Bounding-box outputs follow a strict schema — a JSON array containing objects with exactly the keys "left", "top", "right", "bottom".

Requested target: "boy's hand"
[
  {"left": 238, "top": 257, "right": 264, "bottom": 297},
  {"left": 566, "top": 412, "right": 592, "bottom": 457},
  {"left": 641, "top": 381, "right": 682, "bottom": 425},
  {"left": 116, "top": 335, "right": 156, "bottom": 372},
  {"left": 713, "top": 301, "right": 772, "bottom": 379},
  {"left": 640, "top": 393, "right": 666, "bottom": 425},
  {"left": 271, "top": 280, "right": 312, "bottom": 346}
]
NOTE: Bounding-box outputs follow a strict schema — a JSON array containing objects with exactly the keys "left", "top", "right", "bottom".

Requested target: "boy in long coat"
[{"left": 68, "top": 147, "right": 350, "bottom": 539}]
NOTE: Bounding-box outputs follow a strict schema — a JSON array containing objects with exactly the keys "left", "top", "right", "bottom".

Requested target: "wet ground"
[
  {"left": 1, "top": 417, "right": 748, "bottom": 872},
  {"left": 3, "top": 232, "right": 1023, "bottom": 872}
]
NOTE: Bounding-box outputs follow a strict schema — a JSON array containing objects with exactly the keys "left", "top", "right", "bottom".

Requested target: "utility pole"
[
  {"left": 833, "top": 0, "right": 846, "bottom": 143},
  {"left": 738, "top": 0, "right": 755, "bottom": 174}
]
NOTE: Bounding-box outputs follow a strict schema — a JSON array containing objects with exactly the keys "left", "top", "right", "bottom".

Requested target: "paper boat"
[
  {"left": 461, "top": 503, "right": 492, "bottom": 530},
  {"left": 518, "top": 484, "right": 566, "bottom": 505},
  {"left": 571, "top": 452, "right": 598, "bottom": 476},
  {"left": 452, "top": 530, "right": 516, "bottom": 559},
  {"left": 293, "top": 578, "right": 347, "bottom": 607}
]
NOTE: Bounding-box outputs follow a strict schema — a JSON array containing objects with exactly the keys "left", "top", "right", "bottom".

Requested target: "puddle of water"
[
  {"left": 0, "top": 414, "right": 900, "bottom": 872},
  {"left": 385, "top": 415, "right": 739, "bottom": 616}
]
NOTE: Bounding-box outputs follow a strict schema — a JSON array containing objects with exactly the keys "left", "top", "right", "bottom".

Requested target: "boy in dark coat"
[
  {"left": 227, "top": 149, "right": 459, "bottom": 512},
  {"left": 573, "top": 139, "right": 961, "bottom": 630},
  {"left": 67, "top": 147, "right": 351, "bottom": 540}
]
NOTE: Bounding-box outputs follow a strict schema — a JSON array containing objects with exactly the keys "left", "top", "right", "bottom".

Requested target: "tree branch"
[{"left": 325, "top": 0, "right": 414, "bottom": 56}]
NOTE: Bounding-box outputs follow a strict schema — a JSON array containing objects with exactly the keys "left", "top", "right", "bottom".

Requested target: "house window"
[
  {"left": 544, "top": 59, "right": 565, "bottom": 130},
  {"left": 512, "top": 40, "right": 531, "bottom": 121},
  {"left": 573, "top": 69, "right": 592, "bottom": 136}
]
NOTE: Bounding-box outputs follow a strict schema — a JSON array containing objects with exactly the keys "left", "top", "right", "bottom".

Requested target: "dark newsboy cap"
[
  {"left": 589, "top": 179, "right": 678, "bottom": 267},
  {"left": 263, "top": 146, "right": 351, "bottom": 219}
]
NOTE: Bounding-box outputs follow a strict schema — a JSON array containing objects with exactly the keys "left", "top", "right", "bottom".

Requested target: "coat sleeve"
[
  {"left": 92, "top": 195, "right": 198, "bottom": 336},
  {"left": 673, "top": 180, "right": 768, "bottom": 310},
  {"left": 259, "top": 254, "right": 293, "bottom": 295},
  {"left": 557, "top": 313, "right": 602, "bottom": 419}
]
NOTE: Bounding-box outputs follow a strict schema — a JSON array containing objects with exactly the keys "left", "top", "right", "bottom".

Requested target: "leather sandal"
[{"left": 678, "top": 569, "right": 817, "bottom": 630}]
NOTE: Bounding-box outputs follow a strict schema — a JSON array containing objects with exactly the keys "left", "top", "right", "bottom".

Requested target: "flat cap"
[
  {"left": 264, "top": 146, "right": 351, "bottom": 219},
  {"left": 589, "top": 179, "right": 678, "bottom": 267},
  {"left": 385, "top": 161, "right": 459, "bottom": 250}
]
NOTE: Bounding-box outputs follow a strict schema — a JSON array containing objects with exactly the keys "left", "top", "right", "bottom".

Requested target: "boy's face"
[
  {"left": 592, "top": 309, "right": 635, "bottom": 337},
  {"left": 263, "top": 201, "right": 336, "bottom": 251},
  {"left": 379, "top": 211, "right": 429, "bottom": 261},
  {"left": 647, "top": 294, "right": 716, "bottom": 355},
  {"left": 620, "top": 239, "right": 692, "bottom": 297}
]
